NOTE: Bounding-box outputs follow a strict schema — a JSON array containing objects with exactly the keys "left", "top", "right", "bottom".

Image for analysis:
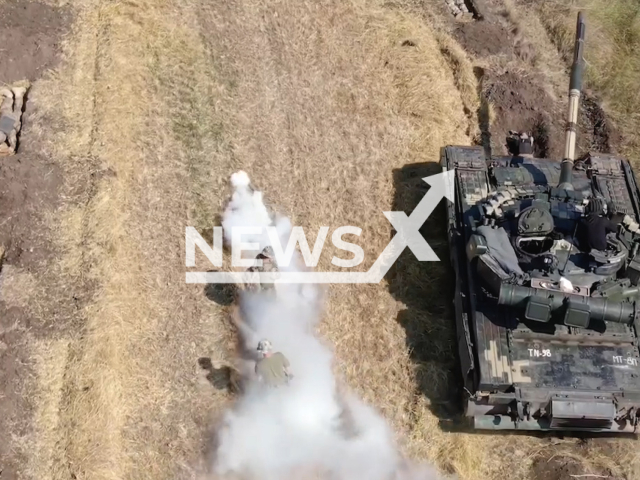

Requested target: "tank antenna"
[{"left": 558, "top": 11, "right": 586, "bottom": 191}]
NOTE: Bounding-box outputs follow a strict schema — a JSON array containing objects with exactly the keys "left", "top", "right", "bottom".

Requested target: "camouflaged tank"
[{"left": 442, "top": 12, "right": 640, "bottom": 433}]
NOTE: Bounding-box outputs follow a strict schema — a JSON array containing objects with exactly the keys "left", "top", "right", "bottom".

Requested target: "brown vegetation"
[{"left": 3, "top": 0, "right": 640, "bottom": 479}]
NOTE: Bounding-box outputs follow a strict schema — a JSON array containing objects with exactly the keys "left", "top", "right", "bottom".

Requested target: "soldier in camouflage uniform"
[
  {"left": 254, "top": 339, "right": 293, "bottom": 387},
  {"left": 245, "top": 245, "right": 279, "bottom": 292},
  {"left": 508, "top": 130, "right": 534, "bottom": 158},
  {"left": 0, "top": 86, "right": 27, "bottom": 156}
]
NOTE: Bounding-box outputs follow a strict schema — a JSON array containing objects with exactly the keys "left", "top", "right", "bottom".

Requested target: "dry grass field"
[{"left": 2, "top": 0, "right": 640, "bottom": 479}]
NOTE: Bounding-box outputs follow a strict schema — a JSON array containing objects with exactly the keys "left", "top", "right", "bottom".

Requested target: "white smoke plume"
[
  {"left": 212, "top": 171, "right": 451, "bottom": 480},
  {"left": 221, "top": 170, "right": 292, "bottom": 261}
]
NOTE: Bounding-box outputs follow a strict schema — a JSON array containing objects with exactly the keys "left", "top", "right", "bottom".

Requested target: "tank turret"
[{"left": 558, "top": 12, "right": 586, "bottom": 190}]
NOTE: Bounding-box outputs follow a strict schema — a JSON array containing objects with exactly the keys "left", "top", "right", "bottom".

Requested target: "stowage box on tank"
[{"left": 441, "top": 12, "right": 640, "bottom": 433}]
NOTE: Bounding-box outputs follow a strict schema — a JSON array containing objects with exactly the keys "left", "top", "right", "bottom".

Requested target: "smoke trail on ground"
[{"left": 212, "top": 171, "right": 450, "bottom": 480}]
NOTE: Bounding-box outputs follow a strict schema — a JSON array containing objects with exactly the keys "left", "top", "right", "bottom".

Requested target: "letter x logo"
[
  {"left": 366, "top": 169, "right": 455, "bottom": 282},
  {"left": 186, "top": 169, "right": 456, "bottom": 284}
]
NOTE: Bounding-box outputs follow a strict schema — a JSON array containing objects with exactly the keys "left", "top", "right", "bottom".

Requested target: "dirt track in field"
[
  {"left": 0, "top": 1, "right": 71, "bottom": 478},
  {"left": 0, "top": 0, "right": 638, "bottom": 479}
]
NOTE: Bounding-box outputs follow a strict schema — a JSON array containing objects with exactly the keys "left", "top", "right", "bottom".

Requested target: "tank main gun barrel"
[{"left": 558, "top": 12, "right": 586, "bottom": 191}]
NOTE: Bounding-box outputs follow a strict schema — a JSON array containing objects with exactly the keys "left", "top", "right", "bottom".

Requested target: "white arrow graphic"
[{"left": 186, "top": 168, "right": 455, "bottom": 284}]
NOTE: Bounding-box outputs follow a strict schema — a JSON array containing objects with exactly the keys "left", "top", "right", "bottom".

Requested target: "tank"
[{"left": 441, "top": 12, "right": 640, "bottom": 433}]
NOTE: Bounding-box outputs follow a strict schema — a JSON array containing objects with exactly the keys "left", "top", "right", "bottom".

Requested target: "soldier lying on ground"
[
  {"left": 245, "top": 246, "right": 279, "bottom": 292},
  {"left": 254, "top": 339, "right": 293, "bottom": 387}
]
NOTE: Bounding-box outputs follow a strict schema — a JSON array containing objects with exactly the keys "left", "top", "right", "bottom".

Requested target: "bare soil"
[
  {"left": 0, "top": 153, "right": 62, "bottom": 480},
  {"left": 0, "top": 304, "right": 29, "bottom": 480},
  {"left": 0, "top": 1, "right": 71, "bottom": 479},
  {"left": 581, "top": 91, "right": 622, "bottom": 155},
  {"left": 0, "top": 0, "right": 71, "bottom": 83},
  {"left": 453, "top": 15, "right": 512, "bottom": 57},
  {"left": 482, "top": 68, "right": 563, "bottom": 158}
]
